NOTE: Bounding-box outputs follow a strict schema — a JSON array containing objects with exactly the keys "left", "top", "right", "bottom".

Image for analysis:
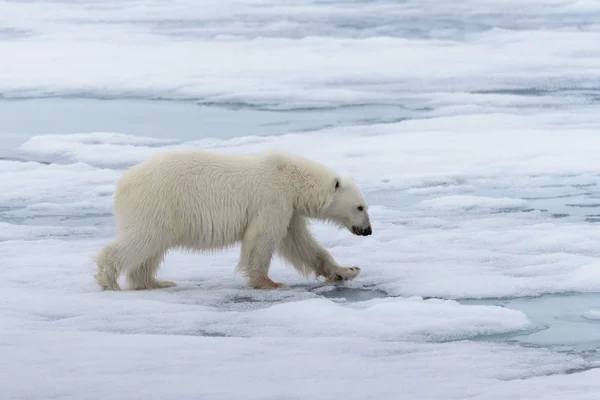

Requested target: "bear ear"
[{"left": 334, "top": 178, "right": 340, "bottom": 190}]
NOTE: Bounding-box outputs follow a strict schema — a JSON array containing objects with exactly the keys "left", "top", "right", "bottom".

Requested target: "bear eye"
[
  {"left": 334, "top": 179, "right": 340, "bottom": 190},
  {"left": 357, "top": 206, "right": 364, "bottom": 211}
]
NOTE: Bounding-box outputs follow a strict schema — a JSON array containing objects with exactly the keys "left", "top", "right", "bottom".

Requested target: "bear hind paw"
[
  {"left": 94, "top": 272, "right": 122, "bottom": 291},
  {"left": 131, "top": 280, "right": 177, "bottom": 290},
  {"left": 249, "top": 276, "right": 287, "bottom": 290}
]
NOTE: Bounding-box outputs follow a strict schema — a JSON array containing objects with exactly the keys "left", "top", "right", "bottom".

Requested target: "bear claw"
[{"left": 327, "top": 266, "right": 361, "bottom": 282}]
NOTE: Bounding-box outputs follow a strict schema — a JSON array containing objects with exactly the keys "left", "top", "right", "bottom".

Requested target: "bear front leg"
[
  {"left": 237, "top": 211, "right": 290, "bottom": 289},
  {"left": 277, "top": 214, "right": 361, "bottom": 283}
]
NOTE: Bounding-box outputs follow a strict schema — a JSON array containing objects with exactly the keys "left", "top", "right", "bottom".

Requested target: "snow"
[
  {"left": 2, "top": 330, "right": 595, "bottom": 400},
  {"left": 1, "top": 0, "right": 600, "bottom": 108},
  {"left": 2, "top": 0, "right": 600, "bottom": 399},
  {"left": 3, "top": 124, "right": 600, "bottom": 398},
  {"left": 13, "top": 110, "right": 600, "bottom": 186},
  {"left": 0, "top": 235, "right": 598, "bottom": 399}
]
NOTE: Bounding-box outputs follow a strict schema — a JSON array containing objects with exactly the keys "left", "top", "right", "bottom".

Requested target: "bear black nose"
[{"left": 352, "top": 226, "right": 372, "bottom": 236}]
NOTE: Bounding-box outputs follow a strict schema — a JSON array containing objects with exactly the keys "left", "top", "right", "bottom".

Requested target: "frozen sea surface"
[{"left": 2, "top": 0, "right": 600, "bottom": 399}]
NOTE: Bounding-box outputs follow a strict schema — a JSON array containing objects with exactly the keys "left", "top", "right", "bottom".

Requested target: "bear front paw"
[{"left": 327, "top": 266, "right": 361, "bottom": 282}]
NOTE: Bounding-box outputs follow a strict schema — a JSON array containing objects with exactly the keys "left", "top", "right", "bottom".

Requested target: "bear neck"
[
  {"left": 265, "top": 151, "right": 334, "bottom": 218},
  {"left": 290, "top": 179, "right": 333, "bottom": 219}
]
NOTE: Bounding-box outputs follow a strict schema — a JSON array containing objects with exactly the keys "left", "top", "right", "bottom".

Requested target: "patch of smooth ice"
[
  {"left": 582, "top": 310, "right": 600, "bottom": 320},
  {"left": 419, "top": 195, "right": 528, "bottom": 212},
  {"left": 464, "top": 293, "right": 600, "bottom": 353},
  {"left": 0, "top": 99, "right": 413, "bottom": 145}
]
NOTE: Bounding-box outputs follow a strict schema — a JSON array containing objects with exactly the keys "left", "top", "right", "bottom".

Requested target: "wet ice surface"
[
  {"left": 0, "top": 98, "right": 414, "bottom": 150},
  {"left": 466, "top": 294, "right": 600, "bottom": 360},
  {"left": 3, "top": 0, "right": 600, "bottom": 399}
]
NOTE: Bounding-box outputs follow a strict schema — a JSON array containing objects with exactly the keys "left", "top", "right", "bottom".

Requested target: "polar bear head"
[
  {"left": 263, "top": 150, "right": 373, "bottom": 236},
  {"left": 322, "top": 176, "right": 372, "bottom": 236}
]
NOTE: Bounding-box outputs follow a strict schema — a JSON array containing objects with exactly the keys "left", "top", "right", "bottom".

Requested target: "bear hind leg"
[
  {"left": 94, "top": 235, "right": 164, "bottom": 291},
  {"left": 94, "top": 241, "right": 124, "bottom": 291},
  {"left": 126, "top": 251, "right": 175, "bottom": 290}
]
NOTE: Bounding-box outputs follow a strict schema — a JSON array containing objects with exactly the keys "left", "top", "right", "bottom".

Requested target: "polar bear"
[{"left": 94, "top": 149, "right": 372, "bottom": 291}]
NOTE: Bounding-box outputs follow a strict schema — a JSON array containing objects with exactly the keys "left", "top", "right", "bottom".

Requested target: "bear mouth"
[{"left": 351, "top": 226, "right": 372, "bottom": 236}]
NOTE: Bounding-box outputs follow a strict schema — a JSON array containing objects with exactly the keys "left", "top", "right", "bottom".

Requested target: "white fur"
[{"left": 94, "top": 149, "right": 372, "bottom": 290}]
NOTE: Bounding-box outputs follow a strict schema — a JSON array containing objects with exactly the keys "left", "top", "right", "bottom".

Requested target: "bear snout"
[{"left": 352, "top": 225, "right": 372, "bottom": 236}]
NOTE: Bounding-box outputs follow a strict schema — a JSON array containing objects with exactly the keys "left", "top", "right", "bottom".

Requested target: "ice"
[
  {"left": 2, "top": 329, "right": 597, "bottom": 400},
  {"left": 1, "top": 0, "right": 600, "bottom": 108},
  {"left": 17, "top": 132, "right": 184, "bottom": 168},
  {"left": 0, "top": 221, "right": 99, "bottom": 241},
  {"left": 582, "top": 310, "right": 600, "bottom": 320},
  {"left": 0, "top": 99, "right": 413, "bottom": 143},
  {"left": 220, "top": 297, "right": 537, "bottom": 341},
  {"left": 0, "top": 237, "right": 534, "bottom": 341},
  {"left": 8, "top": 119, "right": 600, "bottom": 303},
  {"left": 3, "top": 0, "right": 600, "bottom": 398},
  {"left": 13, "top": 110, "right": 600, "bottom": 185},
  {"left": 3, "top": 120, "right": 600, "bottom": 397},
  {"left": 465, "top": 293, "right": 600, "bottom": 355},
  {"left": 0, "top": 160, "right": 118, "bottom": 212},
  {"left": 419, "top": 195, "right": 529, "bottom": 212},
  {"left": 0, "top": 237, "right": 598, "bottom": 400}
]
